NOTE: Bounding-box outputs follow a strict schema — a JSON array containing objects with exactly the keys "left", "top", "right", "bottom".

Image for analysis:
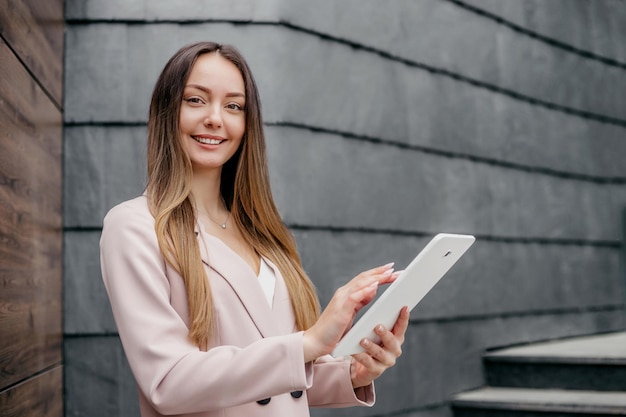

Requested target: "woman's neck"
[{"left": 190, "top": 167, "right": 224, "bottom": 216}]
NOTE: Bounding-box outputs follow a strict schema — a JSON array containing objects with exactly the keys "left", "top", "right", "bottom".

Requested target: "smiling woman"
[
  {"left": 180, "top": 53, "right": 246, "bottom": 173},
  {"left": 99, "top": 42, "right": 408, "bottom": 417}
]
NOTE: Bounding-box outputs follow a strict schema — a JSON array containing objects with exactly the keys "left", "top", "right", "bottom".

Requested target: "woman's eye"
[
  {"left": 226, "top": 103, "right": 244, "bottom": 111},
  {"left": 185, "top": 97, "right": 204, "bottom": 104}
]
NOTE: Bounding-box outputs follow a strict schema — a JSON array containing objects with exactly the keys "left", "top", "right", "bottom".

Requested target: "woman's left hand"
[{"left": 350, "top": 306, "right": 410, "bottom": 388}]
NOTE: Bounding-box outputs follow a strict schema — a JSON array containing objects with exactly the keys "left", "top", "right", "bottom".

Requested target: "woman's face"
[{"left": 179, "top": 52, "right": 246, "bottom": 174}]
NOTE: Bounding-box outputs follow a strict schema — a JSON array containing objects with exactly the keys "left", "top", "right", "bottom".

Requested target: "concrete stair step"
[
  {"left": 484, "top": 332, "right": 626, "bottom": 391},
  {"left": 451, "top": 387, "right": 626, "bottom": 417}
]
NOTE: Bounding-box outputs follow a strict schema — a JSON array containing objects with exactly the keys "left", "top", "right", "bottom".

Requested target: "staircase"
[{"left": 451, "top": 331, "right": 626, "bottom": 417}]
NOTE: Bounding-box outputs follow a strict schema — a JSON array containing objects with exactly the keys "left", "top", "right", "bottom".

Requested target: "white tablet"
[{"left": 331, "top": 233, "right": 475, "bottom": 357}]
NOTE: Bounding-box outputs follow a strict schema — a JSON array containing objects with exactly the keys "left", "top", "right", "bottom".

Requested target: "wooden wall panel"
[
  {"left": 0, "top": 33, "right": 62, "bottom": 395},
  {"left": 0, "top": 367, "right": 63, "bottom": 417},
  {"left": 0, "top": 0, "right": 64, "bottom": 106}
]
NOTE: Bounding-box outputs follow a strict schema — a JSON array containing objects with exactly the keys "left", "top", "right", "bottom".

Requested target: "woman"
[{"left": 100, "top": 41, "right": 409, "bottom": 417}]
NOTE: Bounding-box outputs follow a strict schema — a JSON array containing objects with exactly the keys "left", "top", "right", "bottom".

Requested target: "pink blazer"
[{"left": 100, "top": 196, "right": 375, "bottom": 417}]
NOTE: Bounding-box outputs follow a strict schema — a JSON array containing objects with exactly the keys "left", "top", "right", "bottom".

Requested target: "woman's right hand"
[{"left": 302, "top": 263, "right": 400, "bottom": 362}]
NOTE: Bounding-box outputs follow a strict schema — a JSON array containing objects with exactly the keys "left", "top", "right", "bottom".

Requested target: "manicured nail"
[
  {"left": 361, "top": 338, "right": 370, "bottom": 347},
  {"left": 376, "top": 325, "right": 384, "bottom": 333},
  {"left": 391, "top": 271, "right": 401, "bottom": 279},
  {"left": 383, "top": 262, "right": 394, "bottom": 269}
]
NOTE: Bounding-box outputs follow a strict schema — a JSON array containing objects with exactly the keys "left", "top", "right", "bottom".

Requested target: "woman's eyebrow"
[{"left": 185, "top": 84, "right": 245, "bottom": 98}]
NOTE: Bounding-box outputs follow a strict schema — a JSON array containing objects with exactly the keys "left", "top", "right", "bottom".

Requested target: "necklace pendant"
[{"left": 220, "top": 223, "right": 227, "bottom": 229}]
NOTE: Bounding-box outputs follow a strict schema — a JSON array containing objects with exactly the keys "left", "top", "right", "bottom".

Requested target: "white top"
[{"left": 257, "top": 258, "right": 276, "bottom": 307}]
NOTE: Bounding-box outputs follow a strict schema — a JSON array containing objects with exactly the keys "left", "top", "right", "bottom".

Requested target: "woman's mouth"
[{"left": 192, "top": 135, "right": 225, "bottom": 145}]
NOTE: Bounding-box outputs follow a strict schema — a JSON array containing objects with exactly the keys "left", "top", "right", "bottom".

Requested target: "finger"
[
  {"left": 348, "top": 281, "right": 379, "bottom": 306},
  {"left": 374, "top": 324, "right": 403, "bottom": 358},
  {"left": 351, "top": 351, "right": 379, "bottom": 374},
  {"left": 337, "top": 264, "right": 397, "bottom": 311},
  {"left": 352, "top": 351, "right": 374, "bottom": 364},
  {"left": 344, "top": 268, "right": 393, "bottom": 295},
  {"left": 349, "top": 263, "right": 395, "bottom": 285},
  {"left": 392, "top": 306, "right": 410, "bottom": 338},
  {"left": 375, "top": 308, "right": 410, "bottom": 354},
  {"left": 361, "top": 337, "right": 396, "bottom": 367},
  {"left": 371, "top": 262, "right": 395, "bottom": 274},
  {"left": 378, "top": 270, "right": 402, "bottom": 286}
]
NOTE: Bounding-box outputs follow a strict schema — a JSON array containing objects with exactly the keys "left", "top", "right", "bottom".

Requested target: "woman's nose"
[{"left": 203, "top": 106, "right": 222, "bottom": 128}]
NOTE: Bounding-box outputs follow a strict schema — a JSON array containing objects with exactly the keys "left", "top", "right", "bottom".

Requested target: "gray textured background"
[{"left": 63, "top": 1, "right": 626, "bottom": 416}]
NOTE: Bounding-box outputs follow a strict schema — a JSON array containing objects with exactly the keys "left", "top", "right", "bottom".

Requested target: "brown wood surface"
[
  {"left": 0, "top": 366, "right": 63, "bottom": 417},
  {"left": 0, "top": 37, "right": 63, "bottom": 391},
  {"left": 0, "top": 0, "right": 64, "bottom": 106}
]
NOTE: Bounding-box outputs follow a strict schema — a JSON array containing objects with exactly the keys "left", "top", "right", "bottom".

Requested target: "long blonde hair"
[{"left": 146, "top": 42, "right": 320, "bottom": 348}]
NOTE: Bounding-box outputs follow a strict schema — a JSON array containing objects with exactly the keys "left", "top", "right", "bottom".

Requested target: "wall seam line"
[
  {"left": 0, "top": 33, "right": 63, "bottom": 112},
  {"left": 443, "top": 0, "right": 626, "bottom": 70},
  {"left": 62, "top": 120, "right": 626, "bottom": 185},
  {"left": 0, "top": 362, "right": 63, "bottom": 394},
  {"left": 411, "top": 304, "right": 626, "bottom": 325},
  {"left": 269, "top": 121, "right": 626, "bottom": 185},
  {"left": 63, "top": 305, "right": 625, "bottom": 338},
  {"left": 288, "top": 225, "right": 621, "bottom": 248}
]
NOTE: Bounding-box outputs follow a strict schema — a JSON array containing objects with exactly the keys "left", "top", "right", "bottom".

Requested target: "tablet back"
[{"left": 331, "top": 233, "right": 475, "bottom": 357}]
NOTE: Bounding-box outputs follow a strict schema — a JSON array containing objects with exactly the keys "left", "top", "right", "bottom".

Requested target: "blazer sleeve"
[
  {"left": 309, "top": 356, "right": 375, "bottom": 408},
  {"left": 100, "top": 201, "right": 314, "bottom": 415}
]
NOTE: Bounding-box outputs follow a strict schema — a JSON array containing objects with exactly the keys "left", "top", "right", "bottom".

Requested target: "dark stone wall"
[{"left": 63, "top": 1, "right": 626, "bottom": 416}]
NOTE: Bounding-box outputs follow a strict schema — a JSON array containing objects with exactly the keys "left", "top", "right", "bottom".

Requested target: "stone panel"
[
  {"left": 61, "top": 124, "right": 626, "bottom": 239},
  {"left": 462, "top": 0, "right": 626, "bottom": 62},
  {"left": 266, "top": 126, "right": 626, "bottom": 242},
  {"left": 64, "top": 23, "right": 626, "bottom": 179},
  {"left": 65, "top": 0, "right": 280, "bottom": 21},
  {"left": 64, "top": 24, "right": 243, "bottom": 123},
  {"left": 64, "top": 336, "right": 140, "bottom": 417},
  {"left": 62, "top": 227, "right": 622, "bottom": 340},
  {"left": 278, "top": 0, "right": 626, "bottom": 120},
  {"left": 293, "top": 230, "right": 623, "bottom": 320},
  {"left": 61, "top": 125, "right": 626, "bottom": 239},
  {"left": 64, "top": 230, "right": 116, "bottom": 334},
  {"left": 64, "top": 125, "right": 147, "bottom": 228},
  {"left": 64, "top": 0, "right": 626, "bottom": 119}
]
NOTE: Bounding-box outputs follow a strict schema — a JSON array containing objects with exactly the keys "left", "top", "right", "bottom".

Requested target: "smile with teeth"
[{"left": 192, "top": 136, "right": 225, "bottom": 145}]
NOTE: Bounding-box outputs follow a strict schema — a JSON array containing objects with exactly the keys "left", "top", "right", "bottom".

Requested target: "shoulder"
[
  {"left": 103, "top": 195, "right": 153, "bottom": 228},
  {"left": 101, "top": 195, "right": 156, "bottom": 242}
]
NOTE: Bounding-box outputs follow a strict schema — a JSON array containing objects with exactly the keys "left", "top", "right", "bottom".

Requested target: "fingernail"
[
  {"left": 383, "top": 262, "right": 395, "bottom": 269},
  {"left": 361, "top": 338, "right": 370, "bottom": 347},
  {"left": 391, "top": 271, "right": 401, "bottom": 279},
  {"left": 376, "top": 325, "right": 384, "bottom": 333}
]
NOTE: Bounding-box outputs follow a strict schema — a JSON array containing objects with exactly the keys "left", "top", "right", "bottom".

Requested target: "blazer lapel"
[{"left": 195, "top": 223, "right": 279, "bottom": 338}]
